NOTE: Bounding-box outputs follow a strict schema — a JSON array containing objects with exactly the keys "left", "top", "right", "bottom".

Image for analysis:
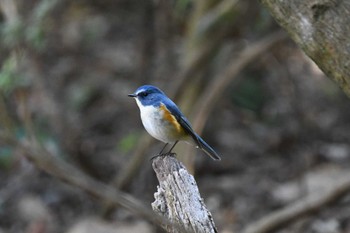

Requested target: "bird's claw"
[{"left": 150, "top": 152, "right": 176, "bottom": 162}]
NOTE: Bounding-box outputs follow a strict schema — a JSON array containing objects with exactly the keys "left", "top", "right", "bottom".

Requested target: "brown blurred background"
[{"left": 0, "top": 0, "right": 350, "bottom": 232}]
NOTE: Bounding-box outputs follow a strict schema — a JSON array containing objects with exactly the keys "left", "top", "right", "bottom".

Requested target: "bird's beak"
[{"left": 128, "top": 93, "right": 137, "bottom": 98}]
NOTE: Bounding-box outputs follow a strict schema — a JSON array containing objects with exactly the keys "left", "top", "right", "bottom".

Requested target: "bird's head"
[{"left": 128, "top": 85, "right": 165, "bottom": 107}]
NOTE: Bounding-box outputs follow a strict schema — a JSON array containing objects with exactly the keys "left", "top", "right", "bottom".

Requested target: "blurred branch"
[
  {"left": 101, "top": 135, "right": 153, "bottom": 218},
  {"left": 193, "top": 30, "right": 288, "bottom": 133},
  {"left": 0, "top": 0, "right": 18, "bottom": 23},
  {"left": 0, "top": 131, "right": 188, "bottom": 232},
  {"left": 242, "top": 170, "right": 350, "bottom": 233},
  {"left": 195, "top": 0, "right": 238, "bottom": 40},
  {"left": 175, "top": 31, "right": 288, "bottom": 167},
  {"left": 114, "top": 135, "right": 153, "bottom": 189},
  {"left": 178, "top": 30, "right": 287, "bottom": 167},
  {"left": 0, "top": 93, "right": 15, "bottom": 134},
  {"left": 136, "top": 0, "right": 155, "bottom": 84},
  {"left": 172, "top": 0, "right": 239, "bottom": 100}
]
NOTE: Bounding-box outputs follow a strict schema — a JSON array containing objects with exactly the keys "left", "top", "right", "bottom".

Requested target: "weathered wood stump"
[{"left": 151, "top": 155, "right": 217, "bottom": 233}]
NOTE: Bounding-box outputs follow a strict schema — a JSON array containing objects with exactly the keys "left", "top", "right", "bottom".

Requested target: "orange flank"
[{"left": 160, "top": 104, "right": 184, "bottom": 134}]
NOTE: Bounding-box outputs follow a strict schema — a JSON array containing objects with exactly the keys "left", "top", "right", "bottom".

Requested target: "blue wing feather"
[
  {"left": 162, "top": 98, "right": 200, "bottom": 145},
  {"left": 163, "top": 98, "right": 221, "bottom": 160}
]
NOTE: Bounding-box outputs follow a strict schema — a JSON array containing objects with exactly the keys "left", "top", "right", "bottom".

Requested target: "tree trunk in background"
[{"left": 260, "top": 0, "right": 350, "bottom": 97}]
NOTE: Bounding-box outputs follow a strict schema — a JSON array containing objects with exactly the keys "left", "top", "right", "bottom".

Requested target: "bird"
[{"left": 128, "top": 85, "right": 221, "bottom": 161}]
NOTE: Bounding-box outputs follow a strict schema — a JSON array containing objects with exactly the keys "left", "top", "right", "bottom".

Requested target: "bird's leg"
[
  {"left": 158, "top": 143, "right": 169, "bottom": 155},
  {"left": 166, "top": 141, "right": 178, "bottom": 156},
  {"left": 150, "top": 141, "right": 179, "bottom": 161},
  {"left": 150, "top": 143, "right": 169, "bottom": 161}
]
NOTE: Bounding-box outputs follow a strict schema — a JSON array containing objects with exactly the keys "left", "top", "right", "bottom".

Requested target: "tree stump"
[{"left": 151, "top": 155, "right": 217, "bottom": 233}]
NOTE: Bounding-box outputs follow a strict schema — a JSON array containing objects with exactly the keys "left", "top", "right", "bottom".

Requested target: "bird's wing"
[
  {"left": 163, "top": 100, "right": 202, "bottom": 147},
  {"left": 162, "top": 99, "right": 221, "bottom": 161}
]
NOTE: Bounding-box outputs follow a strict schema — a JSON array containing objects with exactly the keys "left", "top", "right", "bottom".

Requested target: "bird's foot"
[
  {"left": 150, "top": 152, "right": 176, "bottom": 161},
  {"left": 165, "top": 152, "right": 176, "bottom": 157}
]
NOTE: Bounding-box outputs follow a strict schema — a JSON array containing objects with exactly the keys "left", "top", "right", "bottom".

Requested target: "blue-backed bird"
[{"left": 128, "top": 85, "right": 221, "bottom": 161}]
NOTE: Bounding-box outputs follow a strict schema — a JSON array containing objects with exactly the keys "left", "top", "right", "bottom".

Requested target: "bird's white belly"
[{"left": 137, "top": 104, "right": 178, "bottom": 143}]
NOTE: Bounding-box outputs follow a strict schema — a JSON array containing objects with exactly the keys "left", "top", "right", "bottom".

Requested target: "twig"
[
  {"left": 152, "top": 155, "right": 218, "bottom": 233},
  {"left": 242, "top": 170, "right": 350, "bottom": 233}
]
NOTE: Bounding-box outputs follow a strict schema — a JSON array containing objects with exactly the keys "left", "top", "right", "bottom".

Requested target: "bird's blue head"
[{"left": 128, "top": 85, "right": 165, "bottom": 107}]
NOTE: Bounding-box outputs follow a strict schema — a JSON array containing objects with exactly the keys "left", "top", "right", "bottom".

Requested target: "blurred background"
[{"left": 0, "top": 0, "right": 350, "bottom": 232}]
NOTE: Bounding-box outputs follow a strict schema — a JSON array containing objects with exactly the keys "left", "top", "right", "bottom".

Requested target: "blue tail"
[{"left": 195, "top": 134, "right": 221, "bottom": 161}]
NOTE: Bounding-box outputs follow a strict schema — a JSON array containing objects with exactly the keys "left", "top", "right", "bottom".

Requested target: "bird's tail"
[{"left": 195, "top": 134, "right": 221, "bottom": 161}]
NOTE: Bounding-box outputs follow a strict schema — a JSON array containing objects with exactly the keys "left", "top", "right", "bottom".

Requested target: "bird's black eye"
[{"left": 139, "top": 91, "right": 148, "bottom": 97}]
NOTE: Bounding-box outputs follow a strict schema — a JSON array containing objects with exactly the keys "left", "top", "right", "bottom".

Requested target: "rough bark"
[
  {"left": 151, "top": 156, "right": 217, "bottom": 233},
  {"left": 260, "top": 0, "right": 350, "bottom": 97}
]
